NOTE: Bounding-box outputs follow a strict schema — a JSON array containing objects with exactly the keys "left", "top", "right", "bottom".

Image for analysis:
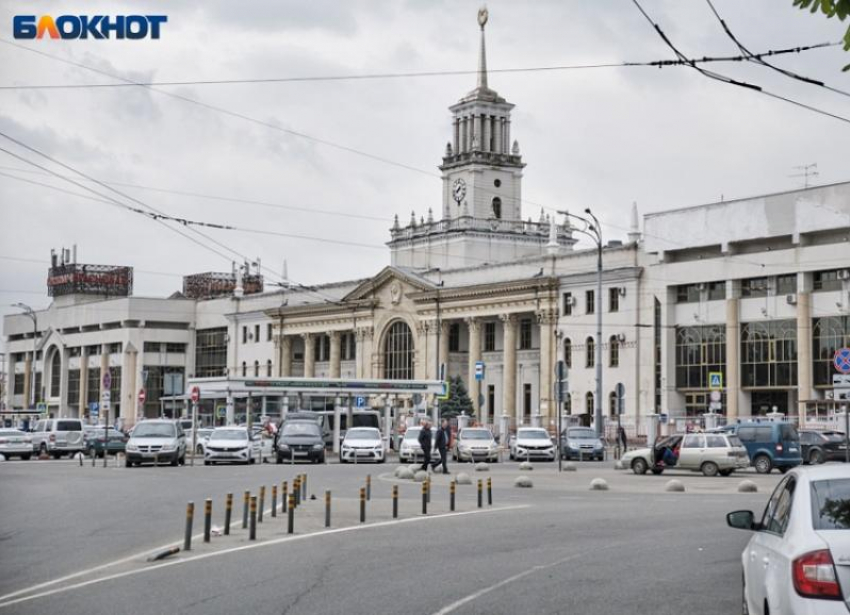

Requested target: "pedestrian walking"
[
  {"left": 617, "top": 425, "right": 628, "bottom": 453},
  {"left": 418, "top": 420, "right": 433, "bottom": 472},
  {"left": 433, "top": 418, "right": 451, "bottom": 474}
]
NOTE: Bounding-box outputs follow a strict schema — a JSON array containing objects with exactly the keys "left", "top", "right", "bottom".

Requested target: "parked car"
[
  {"left": 622, "top": 432, "right": 750, "bottom": 477},
  {"left": 398, "top": 426, "right": 439, "bottom": 464},
  {"left": 190, "top": 428, "right": 214, "bottom": 455},
  {"left": 800, "top": 430, "right": 848, "bottom": 465},
  {"left": 124, "top": 420, "right": 186, "bottom": 467},
  {"left": 560, "top": 427, "right": 605, "bottom": 461},
  {"left": 453, "top": 428, "right": 498, "bottom": 463},
  {"left": 727, "top": 464, "right": 850, "bottom": 615},
  {"left": 84, "top": 427, "right": 128, "bottom": 457},
  {"left": 275, "top": 421, "right": 325, "bottom": 464},
  {"left": 30, "top": 418, "right": 85, "bottom": 458},
  {"left": 509, "top": 428, "right": 556, "bottom": 462},
  {"left": 0, "top": 428, "right": 32, "bottom": 460},
  {"left": 340, "top": 427, "right": 386, "bottom": 463},
  {"left": 204, "top": 427, "right": 261, "bottom": 465},
  {"left": 719, "top": 421, "right": 803, "bottom": 474}
]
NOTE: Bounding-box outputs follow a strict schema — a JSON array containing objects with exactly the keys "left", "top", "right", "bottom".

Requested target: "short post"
[
  {"left": 487, "top": 477, "right": 493, "bottom": 506},
  {"left": 203, "top": 498, "right": 212, "bottom": 543},
  {"left": 392, "top": 485, "right": 399, "bottom": 519},
  {"left": 282, "top": 481, "right": 288, "bottom": 514},
  {"left": 249, "top": 496, "right": 257, "bottom": 540},
  {"left": 325, "top": 490, "right": 331, "bottom": 528},
  {"left": 224, "top": 493, "right": 233, "bottom": 535},
  {"left": 366, "top": 474, "right": 372, "bottom": 501},
  {"left": 294, "top": 478, "right": 301, "bottom": 508},
  {"left": 271, "top": 484, "right": 278, "bottom": 518},
  {"left": 421, "top": 481, "right": 427, "bottom": 515},
  {"left": 258, "top": 486, "right": 266, "bottom": 523},
  {"left": 360, "top": 487, "right": 366, "bottom": 523},
  {"left": 477, "top": 479, "right": 483, "bottom": 508},
  {"left": 184, "top": 502, "right": 194, "bottom": 551},
  {"left": 287, "top": 494, "right": 295, "bottom": 534},
  {"left": 450, "top": 480, "right": 456, "bottom": 512},
  {"left": 301, "top": 474, "right": 307, "bottom": 500},
  {"left": 242, "top": 490, "right": 250, "bottom": 529},
  {"left": 426, "top": 477, "right": 431, "bottom": 504}
]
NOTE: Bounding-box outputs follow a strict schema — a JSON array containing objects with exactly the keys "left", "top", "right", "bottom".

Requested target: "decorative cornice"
[{"left": 412, "top": 277, "right": 557, "bottom": 303}]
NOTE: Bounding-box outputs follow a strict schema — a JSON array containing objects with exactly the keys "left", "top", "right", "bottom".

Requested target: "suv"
[
  {"left": 622, "top": 432, "right": 750, "bottom": 477},
  {"left": 719, "top": 421, "right": 802, "bottom": 474},
  {"left": 125, "top": 420, "right": 186, "bottom": 467},
  {"left": 31, "top": 419, "right": 85, "bottom": 458},
  {"left": 275, "top": 420, "right": 325, "bottom": 464}
]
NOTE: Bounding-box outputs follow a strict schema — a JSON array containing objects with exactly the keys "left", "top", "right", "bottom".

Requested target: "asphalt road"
[{"left": 0, "top": 456, "right": 784, "bottom": 614}]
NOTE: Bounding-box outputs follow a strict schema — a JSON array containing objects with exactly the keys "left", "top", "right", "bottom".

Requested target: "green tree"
[
  {"left": 439, "top": 375, "right": 474, "bottom": 419},
  {"left": 793, "top": 0, "right": 850, "bottom": 70}
]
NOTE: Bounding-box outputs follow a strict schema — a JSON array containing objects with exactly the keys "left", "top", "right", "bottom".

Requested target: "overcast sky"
[{"left": 0, "top": 0, "right": 848, "bottom": 332}]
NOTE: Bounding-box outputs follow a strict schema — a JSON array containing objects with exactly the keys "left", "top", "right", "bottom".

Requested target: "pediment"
[{"left": 342, "top": 266, "right": 435, "bottom": 303}]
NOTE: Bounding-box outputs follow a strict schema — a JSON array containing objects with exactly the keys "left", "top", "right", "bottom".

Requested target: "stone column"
[
  {"left": 79, "top": 354, "right": 88, "bottom": 418},
  {"left": 506, "top": 119, "right": 511, "bottom": 151},
  {"left": 23, "top": 354, "right": 32, "bottom": 409},
  {"left": 466, "top": 318, "right": 482, "bottom": 418},
  {"left": 277, "top": 335, "right": 292, "bottom": 377},
  {"left": 329, "top": 331, "right": 342, "bottom": 379},
  {"left": 494, "top": 117, "right": 503, "bottom": 153},
  {"left": 453, "top": 118, "right": 460, "bottom": 154},
  {"left": 100, "top": 349, "right": 109, "bottom": 424},
  {"left": 123, "top": 346, "right": 137, "bottom": 427},
  {"left": 460, "top": 117, "right": 468, "bottom": 153},
  {"left": 473, "top": 115, "right": 481, "bottom": 150},
  {"left": 438, "top": 321, "right": 450, "bottom": 378},
  {"left": 302, "top": 333, "right": 315, "bottom": 378},
  {"left": 355, "top": 327, "right": 373, "bottom": 380},
  {"left": 482, "top": 114, "right": 490, "bottom": 152},
  {"left": 796, "top": 291, "right": 813, "bottom": 422},
  {"left": 725, "top": 298, "right": 740, "bottom": 421},
  {"left": 537, "top": 309, "right": 556, "bottom": 425},
  {"left": 500, "top": 315, "right": 518, "bottom": 426}
]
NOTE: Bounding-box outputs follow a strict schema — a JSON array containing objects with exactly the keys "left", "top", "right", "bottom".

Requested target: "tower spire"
[{"left": 477, "top": 6, "right": 489, "bottom": 91}]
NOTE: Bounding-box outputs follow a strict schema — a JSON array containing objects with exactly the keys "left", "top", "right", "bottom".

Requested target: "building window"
[
  {"left": 563, "top": 338, "right": 572, "bottom": 368},
  {"left": 708, "top": 281, "right": 726, "bottom": 301},
  {"left": 776, "top": 275, "right": 797, "bottom": 295},
  {"left": 741, "top": 277, "right": 769, "bottom": 298},
  {"left": 341, "top": 333, "right": 357, "bottom": 361},
  {"left": 68, "top": 347, "right": 81, "bottom": 358},
  {"left": 254, "top": 325, "right": 260, "bottom": 344},
  {"left": 87, "top": 368, "right": 101, "bottom": 407},
  {"left": 86, "top": 345, "right": 101, "bottom": 356},
  {"left": 50, "top": 352, "right": 61, "bottom": 398},
  {"left": 242, "top": 326, "right": 248, "bottom": 344},
  {"left": 107, "top": 342, "right": 123, "bottom": 354},
  {"left": 267, "top": 323, "right": 273, "bottom": 342},
  {"left": 813, "top": 316, "right": 850, "bottom": 386},
  {"left": 66, "top": 369, "right": 80, "bottom": 407},
  {"left": 523, "top": 384, "right": 532, "bottom": 421},
  {"left": 314, "top": 334, "right": 331, "bottom": 362},
  {"left": 741, "top": 320, "right": 798, "bottom": 388},
  {"left": 563, "top": 394, "right": 572, "bottom": 415},
  {"left": 487, "top": 385, "right": 496, "bottom": 418},
  {"left": 492, "top": 197, "right": 502, "bottom": 219},
  {"left": 141, "top": 366, "right": 184, "bottom": 418},
  {"left": 384, "top": 321, "right": 414, "bottom": 380},
  {"left": 13, "top": 373, "right": 24, "bottom": 395},
  {"left": 109, "top": 367, "right": 121, "bottom": 417},
  {"left": 165, "top": 343, "right": 186, "bottom": 354},
  {"left": 609, "top": 288, "right": 620, "bottom": 312},
  {"left": 484, "top": 322, "right": 496, "bottom": 352},
  {"left": 254, "top": 361, "right": 260, "bottom": 377},
  {"left": 814, "top": 269, "right": 843, "bottom": 292},
  {"left": 241, "top": 362, "right": 247, "bottom": 377},
  {"left": 267, "top": 360, "right": 273, "bottom": 377},
  {"left": 586, "top": 290, "right": 595, "bottom": 314},
  {"left": 585, "top": 392, "right": 594, "bottom": 416},
  {"left": 562, "top": 292, "right": 573, "bottom": 316},
  {"left": 609, "top": 335, "right": 620, "bottom": 367},
  {"left": 448, "top": 323, "right": 461, "bottom": 353},
  {"left": 609, "top": 391, "right": 618, "bottom": 417},
  {"left": 675, "top": 325, "right": 726, "bottom": 390},
  {"left": 676, "top": 284, "right": 701, "bottom": 303},
  {"left": 143, "top": 342, "right": 161, "bottom": 353},
  {"left": 586, "top": 337, "right": 595, "bottom": 368},
  {"left": 519, "top": 319, "right": 533, "bottom": 350},
  {"left": 195, "top": 327, "right": 227, "bottom": 378}
]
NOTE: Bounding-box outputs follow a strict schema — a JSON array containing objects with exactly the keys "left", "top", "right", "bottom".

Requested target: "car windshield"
[
  {"left": 568, "top": 429, "right": 596, "bottom": 439},
  {"left": 283, "top": 423, "right": 320, "bottom": 437},
  {"left": 212, "top": 430, "right": 247, "bottom": 441},
  {"left": 520, "top": 430, "right": 549, "bottom": 439},
  {"left": 346, "top": 429, "right": 379, "bottom": 440},
  {"left": 404, "top": 428, "right": 421, "bottom": 440},
  {"left": 132, "top": 423, "right": 176, "bottom": 438},
  {"left": 727, "top": 435, "right": 744, "bottom": 447},
  {"left": 461, "top": 430, "right": 491, "bottom": 440},
  {"left": 780, "top": 424, "right": 799, "bottom": 441},
  {"left": 811, "top": 479, "right": 850, "bottom": 530}
]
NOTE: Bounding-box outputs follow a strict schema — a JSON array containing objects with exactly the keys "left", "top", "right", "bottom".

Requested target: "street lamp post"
[
  {"left": 12, "top": 303, "right": 38, "bottom": 411},
  {"left": 556, "top": 209, "right": 604, "bottom": 439}
]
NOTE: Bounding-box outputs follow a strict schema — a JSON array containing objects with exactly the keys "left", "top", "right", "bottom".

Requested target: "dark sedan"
[
  {"left": 84, "top": 427, "right": 128, "bottom": 457},
  {"left": 275, "top": 421, "right": 325, "bottom": 464},
  {"left": 799, "top": 429, "right": 848, "bottom": 464}
]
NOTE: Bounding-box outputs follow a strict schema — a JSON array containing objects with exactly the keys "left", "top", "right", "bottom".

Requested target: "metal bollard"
[
  {"left": 426, "top": 477, "right": 431, "bottom": 504},
  {"left": 271, "top": 485, "right": 278, "bottom": 518},
  {"left": 203, "top": 498, "right": 212, "bottom": 543},
  {"left": 325, "top": 490, "right": 331, "bottom": 528},
  {"left": 366, "top": 474, "right": 371, "bottom": 501},
  {"left": 477, "top": 479, "right": 483, "bottom": 508},
  {"left": 450, "top": 480, "right": 456, "bottom": 512},
  {"left": 282, "top": 481, "right": 288, "bottom": 514},
  {"left": 295, "top": 478, "right": 301, "bottom": 508},
  {"left": 287, "top": 494, "right": 295, "bottom": 534},
  {"left": 421, "top": 481, "right": 428, "bottom": 515},
  {"left": 360, "top": 487, "right": 366, "bottom": 523},
  {"left": 249, "top": 496, "right": 257, "bottom": 540},
  {"left": 224, "top": 493, "right": 233, "bottom": 535},
  {"left": 301, "top": 474, "right": 307, "bottom": 500},
  {"left": 259, "top": 486, "right": 265, "bottom": 523},
  {"left": 242, "top": 490, "right": 250, "bottom": 529},
  {"left": 184, "top": 502, "right": 194, "bottom": 551},
  {"left": 392, "top": 485, "right": 398, "bottom": 519},
  {"left": 487, "top": 477, "right": 493, "bottom": 506}
]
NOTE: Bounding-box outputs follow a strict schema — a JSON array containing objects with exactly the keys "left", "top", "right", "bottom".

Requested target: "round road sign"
[
  {"left": 709, "top": 390, "right": 721, "bottom": 403},
  {"left": 102, "top": 370, "right": 112, "bottom": 390},
  {"left": 138, "top": 389, "right": 146, "bottom": 404},
  {"left": 835, "top": 348, "right": 850, "bottom": 375},
  {"left": 190, "top": 386, "right": 200, "bottom": 404}
]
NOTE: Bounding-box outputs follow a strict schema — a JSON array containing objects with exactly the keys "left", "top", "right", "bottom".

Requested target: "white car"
[
  {"left": 0, "top": 429, "right": 33, "bottom": 460},
  {"left": 204, "top": 427, "right": 261, "bottom": 465},
  {"left": 509, "top": 427, "right": 556, "bottom": 462},
  {"left": 340, "top": 427, "right": 386, "bottom": 464},
  {"left": 125, "top": 420, "right": 186, "bottom": 467},
  {"left": 727, "top": 464, "right": 850, "bottom": 615},
  {"left": 453, "top": 428, "right": 498, "bottom": 463},
  {"left": 398, "top": 427, "right": 440, "bottom": 464}
]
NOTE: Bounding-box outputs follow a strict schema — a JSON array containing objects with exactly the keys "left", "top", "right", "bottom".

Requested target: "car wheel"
[
  {"left": 719, "top": 469, "right": 733, "bottom": 477},
  {"left": 753, "top": 455, "right": 772, "bottom": 474},
  {"left": 809, "top": 449, "right": 823, "bottom": 465},
  {"left": 632, "top": 458, "right": 648, "bottom": 475},
  {"left": 701, "top": 461, "right": 720, "bottom": 477},
  {"left": 179, "top": 453, "right": 186, "bottom": 466},
  {"left": 170, "top": 454, "right": 179, "bottom": 467},
  {"left": 651, "top": 468, "right": 664, "bottom": 475},
  {"left": 125, "top": 457, "right": 132, "bottom": 468},
  {"left": 21, "top": 454, "right": 31, "bottom": 461},
  {"left": 276, "top": 454, "right": 282, "bottom": 465},
  {"left": 204, "top": 460, "right": 210, "bottom": 466}
]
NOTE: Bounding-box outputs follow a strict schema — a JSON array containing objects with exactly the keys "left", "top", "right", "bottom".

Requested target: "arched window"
[
  {"left": 585, "top": 392, "right": 594, "bottom": 415},
  {"left": 609, "top": 391, "right": 618, "bottom": 416},
  {"left": 253, "top": 361, "right": 260, "bottom": 377},
  {"left": 241, "top": 362, "right": 247, "bottom": 377},
  {"left": 492, "top": 197, "right": 502, "bottom": 219},
  {"left": 384, "top": 321, "right": 414, "bottom": 380},
  {"left": 50, "top": 351, "right": 61, "bottom": 398},
  {"left": 563, "top": 338, "right": 572, "bottom": 368},
  {"left": 267, "top": 360, "right": 273, "bottom": 377},
  {"left": 609, "top": 335, "right": 620, "bottom": 367},
  {"left": 586, "top": 337, "right": 595, "bottom": 368}
]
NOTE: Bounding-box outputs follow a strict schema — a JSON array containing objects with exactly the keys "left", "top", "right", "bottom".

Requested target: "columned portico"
[
  {"left": 466, "top": 317, "right": 481, "bottom": 416},
  {"left": 725, "top": 297, "right": 740, "bottom": 421},
  {"left": 501, "top": 314, "right": 517, "bottom": 425},
  {"left": 537, "top": 309, "right": 556, "bottom": 425},
  {"left": 277, "top": 335, "right": 292, "bottom": 377},
  {"left": 302, "top": 333, "right": 315, "bottom": 378}
]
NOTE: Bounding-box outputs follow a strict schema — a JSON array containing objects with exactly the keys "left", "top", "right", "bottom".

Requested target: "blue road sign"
[
  {"left": 834, "top": 348, "right": 850, "bottom": 375},
  {"left": 88, "top": 402, "right": 99, "bottom": 417},
  {"left": 475, "top": 361, "right": 485, "bottom": 381},
  {"left": 708, "top": 372, "right": 723, "bottom": 389},
  {"left": 356, "top": 396, "right": 367, "bottom": 408}
]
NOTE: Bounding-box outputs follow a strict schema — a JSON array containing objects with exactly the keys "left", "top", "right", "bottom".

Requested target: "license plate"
[
  {"left": 789, "top": 448, "right": 798, "bottom": 452},
  {"left": 294, "top": 451, "right": 308, "bottom": 456}
]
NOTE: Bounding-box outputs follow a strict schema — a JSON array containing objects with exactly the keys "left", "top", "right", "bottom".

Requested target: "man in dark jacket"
[
  {"left": 418, "top": 420, "right": 433, "bottom": 472},
  {"left": 433, "top": 418, "right": 451, "bottom": 474}
]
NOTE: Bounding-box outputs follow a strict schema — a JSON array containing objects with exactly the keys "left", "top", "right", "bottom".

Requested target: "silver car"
[
  {"left": 30, "top": 419, "right": 85, "bottom": 458},
  {"left": 0, "top": 429, "right": 33, "bottom": 460},
  {"left": 622, "top": 433, "right": 749, "bottom": 477},
  {"left": 125, "top": 420, "right": 186, "bottom": 467},
  {"left": 398, "top": 427, "right": 440, "bottom": 464},
  {"left": 509, "top": 427, "right": 556, "bottom": 461},
  {"left": 453, "top": 428, "right": 498, "bottom": 463}
]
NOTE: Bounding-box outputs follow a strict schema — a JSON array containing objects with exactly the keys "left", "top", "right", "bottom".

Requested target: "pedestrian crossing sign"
[{"left": 708, "top": 372, "right": 723, "bottom": 390}]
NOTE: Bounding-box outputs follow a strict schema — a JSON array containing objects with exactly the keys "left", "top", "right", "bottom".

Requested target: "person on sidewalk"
[
  {"left": 418, "top": 420, "right": 434, "bottom": 472},
  {"left": 433, "top": 418, "right": 451, "bottom": 474}
]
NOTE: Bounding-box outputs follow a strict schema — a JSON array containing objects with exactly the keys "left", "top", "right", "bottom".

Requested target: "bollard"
[
  {"left": 477, "top": 479, "right": 483, "bottom": 508},
  {"left": 184, "top": 502, "right": 194, "bottom": 551},
  {"left": 392, "top": 485, "right": 399, "bottom": 519},
  {"left": 487, "top": 477, "right": 492, "bottom": 506},
  {"left": 249, "top": 496, "right": 257, "bottom": 540},
  {"left": 426, "top": 477, "right": 431, "bottom": 504},
  {"left": 366, "top": 474, "right": 372, "bottom": 501},
  {"left": 325, "top": 490, "right": 331, "bottom": 528},
  {"left": 287, "top": 494, "right": 295, "bottom": 534},
  {"left": 301, "top": 474, "right": 307, "bottom": 500},
  {"left": 421, "top": 481, "right": 428, "bottom": 515},
  {"left": 242, "top": 490, "right": 250, "bottom": 529},
  {"left": 450, "top": 480, "right": 456, "bottom": 512},
  {"left": 259, "top": 486, "right": 266, "bottom": 523},
  {"left": 224, "top": 493, "right": 233, "bottom": 535},
  {"left": 360, "top": 487, "right": 366, "bottom": 523},
  {"left": 282, "top": 481, "right": 288, "bottom": 514},
  {"left": 271, "top": 485, "right": 278, "bottom": 518},
  {"left": 203, "top": 498, "right": 212, "bottom": 543},
  {"left": 294, "top": 478, "right": 301, "bottom": 508}
]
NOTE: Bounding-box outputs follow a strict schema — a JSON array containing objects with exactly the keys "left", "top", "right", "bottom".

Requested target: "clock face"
[{"left": 452, "top": 178, "right": 467, "bottom": 204}]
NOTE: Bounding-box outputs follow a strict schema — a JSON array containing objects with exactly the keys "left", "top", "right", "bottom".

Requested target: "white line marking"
[{"left": 0, "top": 505, "right": 529, "bottom": 610}]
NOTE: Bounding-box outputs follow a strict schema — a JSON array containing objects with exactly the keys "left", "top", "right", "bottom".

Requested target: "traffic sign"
[
  {"left": 709, "top": 401, "right": 722, "bottom": 411},
  {"left": 101, "top": 390, "right": 111, "bottom": 402},
  {"left": 102, "top": 370, "right": 112, "bottom": 390},
  {"left": 138, "top": 389, "right": 146, "bottom": 404},
  {"left": 708, "top": 372, "right": 723, "bottom": 389},
  {"left": 555, "top": 360, "right": 568, "bottom": 382},
  {"left": 554, "top": 380, "right": 569, "bottom": 402},
  {"left": 615, "top": 383, "right": 625, "bottom": 415},
  {"left": 216, "top": 405, "right": 227, "bottom": 419},
  {"left": 835, "top": 348, "right": 850, "bottom": 375},
  {"left": 475, "top": 361, "right": 485, "bottom": 381},
  {"left": 36, "top": 402, "right": 47, "bottom": 413},
  {"left": 190, "top": 385, "right": 200, "bottom": 404},
  {"left": 355, "top": 396, "right": 367, "bottom": 408},
  {"left": 88, "top": 402, "right": 99, "bottom": 417},
  {"left": 102, "top": 400, "right": 111, "bottom": 412}
]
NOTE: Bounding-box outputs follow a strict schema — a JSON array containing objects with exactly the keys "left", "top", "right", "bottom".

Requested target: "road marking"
[{"left": 0, "top": 505, "right": 529, "bottom": 610}]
